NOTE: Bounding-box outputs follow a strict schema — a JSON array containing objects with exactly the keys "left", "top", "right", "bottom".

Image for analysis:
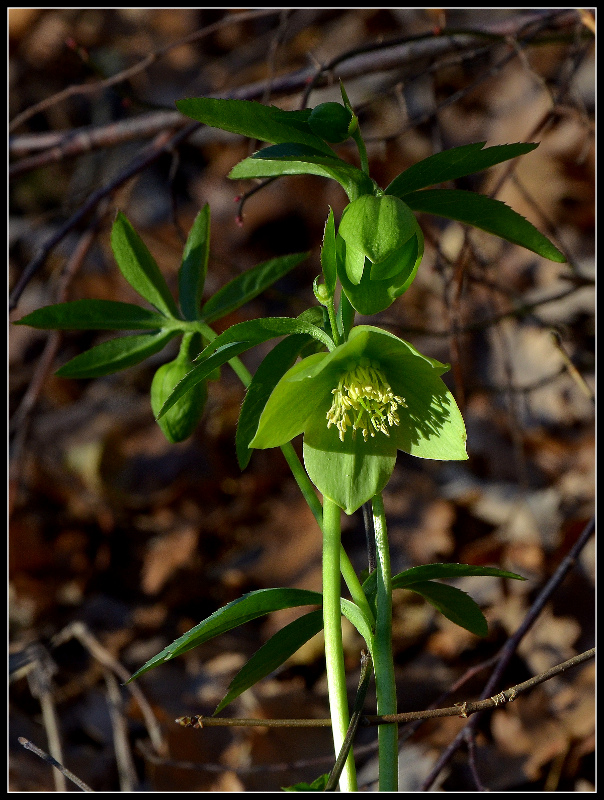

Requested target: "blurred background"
[{"left": 9, "top": 9, "right": 594, "bottom": 792}]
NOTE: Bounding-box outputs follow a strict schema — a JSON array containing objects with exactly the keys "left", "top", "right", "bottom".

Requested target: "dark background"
[{"left": 9, "top": 9, "right": 594, "bottom": 791}]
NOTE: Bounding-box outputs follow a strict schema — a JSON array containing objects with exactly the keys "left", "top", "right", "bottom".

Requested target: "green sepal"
[
  {"left": 151, "top": 336, "right": 207, "bottom": 443},
  {"left": 336, "top": 232, "right": 423, "bottom": 315},
  {"left": 338, "top": 194, "right": 418, "bottom": 265},
  {"left": 236, "top": 333, "right": 311, "bottom": 469}
]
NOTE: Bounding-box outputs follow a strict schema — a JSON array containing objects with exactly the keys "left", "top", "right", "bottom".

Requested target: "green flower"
[{"left": 250, "top": 326, "right": 467, "bottom": 514}]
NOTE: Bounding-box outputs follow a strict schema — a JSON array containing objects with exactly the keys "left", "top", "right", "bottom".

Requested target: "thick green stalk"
[
  {"left": 372, "top": 493, "right": 398, "bottom": 791},
  {"left": 280, "top": 443, "right": 374, "bottom": 627},
  {"left": 322, "top": 497, "right": 357, "bottom": 792}
]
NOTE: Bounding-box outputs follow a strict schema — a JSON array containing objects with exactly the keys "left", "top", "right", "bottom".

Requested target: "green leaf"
[
  {"left": 283, "top": 774, "right": 330, "bottom": 791},
  {"left": 362, "top": 562, "right": 526, "bottom": 603},
  {"left": 176, "top": 97, "right": 336, "bottom": 155},
  {"left": 392, "top": 563, "right": 526, "bottom": 587},
  {"left": 340, "top": 598, "right": 375, "bottom": 656},
  {"left": 385, "top": 142, "right": 539, "bottom": 196},
  {"left": 236, "top": 334, "right": 311, "bottom": 469},
  {"left": 157, "top": 340, "right": 254, "bottom": 419},
  {"left": 214, "top": 609, "right": 324, "bottom": 714},
  {"left": 320, "top": 207, "right": 337, "bottom": 294},
  {"left": 55, "top": 330, "right": 178, "bottom": 378},
  {"left": 401, "top": 189, "right": 566, "bottom": 262},
  {"left": 157, "top": 318, "right": 334, "bottom": 420},
  {"left": 201, "top": 252, "right": 309, "bottom": 324},
  {"left": 179, "top": 204, "right": 210, "bottom": 320},
  {"left": 111, "top": 212, "right": 181, "bottom": 317},
  {"left": 407, "top": 581, "right": 488, "bottom": 637},
  {"left": 229, "top": 143, "right": 374, "bottom": 201},
  {"left": 14, "top": 299, "right": 167, "bottom": 330},
  {"left": 128, "top": 587, "right": 323, "bottom": 682}
]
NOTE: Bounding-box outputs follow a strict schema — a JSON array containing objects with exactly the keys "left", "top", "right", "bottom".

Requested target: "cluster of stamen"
[{"left": 326, "top": 359, "right": 406, "bottom": 442}]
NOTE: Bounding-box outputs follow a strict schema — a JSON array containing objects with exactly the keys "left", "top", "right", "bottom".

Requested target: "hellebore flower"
[{"left": 250, "top": 326, "right": 467, "bottom": 514}]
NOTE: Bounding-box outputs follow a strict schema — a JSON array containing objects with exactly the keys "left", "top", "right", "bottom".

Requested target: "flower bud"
[
  {"left": 309, "top": 102, "right": 356, "bottom": 143},
  {"left": 151, "top": 356, "right": 207, "bottom": 443}
]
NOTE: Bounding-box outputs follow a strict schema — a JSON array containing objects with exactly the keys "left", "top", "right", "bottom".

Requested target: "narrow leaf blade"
[
  {"left": 402, "top": 189, "right": 566, "bottom": 262},
  {"left": 320, "top": 207, "right": 337, "bottom": 294},
  {"left": 179, "top": 204, "right": 210, "bottom": 320},
  {"left": 15, "top": 299, "right": 167, "bottom": 330},
  {"left": 408, "top": 581, "right": 488, "bottom": 637},
  {"left": 201, "top": 252, "right": 309, "bottom": 324},
  {"left": 128, "top": 587, "right": 322, "bottom": 681},
  {"left": 111, "top": 212, "right": 181, "bottom": 317},
  {"left": 386, "top": 142, "right": 539, "bottom": 196},
  {"left": 176, "top": 98, "right": 335, "bottom": 155},
  {"left": 236, "top": 334, "right": 311, "bottom": 469},
  {"left": 55, "top": 330, "right": 178, "bottom": 378},
  {"left": 214, "top": 609, "right": 324, "bottom": 714},
  {"left": 230, "top": 147, "right": 373, "bottom": 201}
]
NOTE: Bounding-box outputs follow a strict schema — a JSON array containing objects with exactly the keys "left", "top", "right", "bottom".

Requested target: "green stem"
[
  {"left": 372, "top": 493, "right": 398, "bottom": 791},
  {"left": 322, "top": 497, "right": 357, "bottom": 792},
  {"left": 351, "top": 127, "right": 369, "bottom": 176},
  {"left": 281, "top": 443, "right": 374, "bottom": 627}
]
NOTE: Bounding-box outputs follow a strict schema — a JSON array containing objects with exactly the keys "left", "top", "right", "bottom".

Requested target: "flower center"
[{"left": 326, "top": 359, "right": 407, "bottom": 442}]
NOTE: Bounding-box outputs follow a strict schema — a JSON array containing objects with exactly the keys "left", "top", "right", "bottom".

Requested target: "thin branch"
[
  {"left": 174, "top": 646, "right": 594, "bottom": 730},
  {"left": 18, "top": 738, "right": 93, "bottom": 792}
]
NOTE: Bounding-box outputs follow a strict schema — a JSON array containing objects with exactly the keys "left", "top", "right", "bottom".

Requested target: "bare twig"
[
  {"left": 174, "top": 647, "right": 594, "bottom": 731},
  {"left": 18, "top": 738, "right": 93, "bottom": 792}
]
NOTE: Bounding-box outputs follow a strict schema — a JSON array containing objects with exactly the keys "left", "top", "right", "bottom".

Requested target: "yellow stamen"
[{"left": 326, "top": 360, "right": 406, "bottom": 442}]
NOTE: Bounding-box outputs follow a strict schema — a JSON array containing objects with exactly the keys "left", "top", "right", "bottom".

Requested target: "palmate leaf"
[
  {"left": 200, "top": 252, "right": 309, "bottom": 324},
  {"left": 128, "top": 588, "right": 323, "bottom": 682},
  {"left": 111, "top": 212, "right": 181, "bottom": 318},
  {"left": 230, "top": 143, "right": 375, "bottom": 201},
  {"left": 14, "top": 299, "right": 167, "bottom": 331},
  {"left": 385, "top": 141, "right": 539, "bottom": 196},
  {"left": 176, "top": 97, "right": 336, "bottom": 156},
  {"left": 400, "top": 189, "right": 566, "bottom": 262},
  {"left": 55, "top": 330, "right": 179, "bottom": 379}
]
